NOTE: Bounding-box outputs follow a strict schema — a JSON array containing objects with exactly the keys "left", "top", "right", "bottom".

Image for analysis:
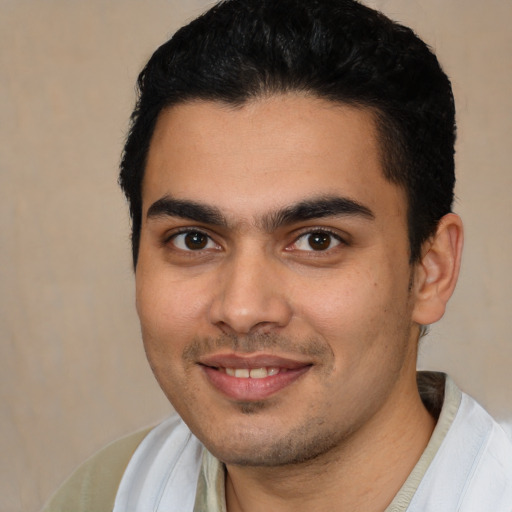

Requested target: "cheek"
[
  {"left": 135, "top": 274, "right": 204, "bottom": 386},
  {"left": 136, "top": 270, "right": 212, "bottom": 341},
  {"left": 294, "top": 268, "right": 382, "bottom": 331},
  {"left": 295, "top": 266, "right": 411, "bottom": 357},
  {"left": 135, "top": 277, "right": 213, "bottom": 388}
]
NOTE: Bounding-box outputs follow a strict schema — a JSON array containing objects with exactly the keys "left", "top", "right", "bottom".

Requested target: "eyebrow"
[
  {"left": 262, "top": 195, "right": 374, "bottom": 231},
  {"left": 146, "top": 195, "right": 374, "bottom": 230},
  {"left": 146, "top": 196, "right": 227, "bottom": 226}
]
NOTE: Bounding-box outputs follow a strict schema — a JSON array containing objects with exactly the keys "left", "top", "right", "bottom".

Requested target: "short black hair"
[{"left": 119, "top": 0, "right": 456, "bottom": 267}]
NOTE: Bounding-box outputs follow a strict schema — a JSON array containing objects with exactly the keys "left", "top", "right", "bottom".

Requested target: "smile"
[
  {"left": 199, "top": 355, "right": 311, "bottom": 401},
  {"left": 222, "top": 367, "right": 283, "bottom": 378}
]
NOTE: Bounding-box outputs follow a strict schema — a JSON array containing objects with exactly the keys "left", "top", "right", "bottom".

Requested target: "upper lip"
[{"left": 198, "top": 352, "right": 312, "bottom": 370}]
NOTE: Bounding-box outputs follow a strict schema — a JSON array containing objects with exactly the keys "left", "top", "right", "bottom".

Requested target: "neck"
[{"left": 225, "top": 373, "right": 436, "bottom": 512}]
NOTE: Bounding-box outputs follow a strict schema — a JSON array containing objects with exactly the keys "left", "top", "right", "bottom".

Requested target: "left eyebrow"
[{"left": 262, "top": 195, "right": 375, "bottom": 232}]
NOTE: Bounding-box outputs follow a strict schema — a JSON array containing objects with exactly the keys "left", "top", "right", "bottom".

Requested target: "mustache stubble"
[{"left": 182, "top": 332, "right": 335, "bottom": 368}]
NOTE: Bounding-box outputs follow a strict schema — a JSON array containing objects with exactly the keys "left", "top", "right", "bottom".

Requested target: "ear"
[{"left": 412, "top": 213, "right": 464, "bottom": 326}]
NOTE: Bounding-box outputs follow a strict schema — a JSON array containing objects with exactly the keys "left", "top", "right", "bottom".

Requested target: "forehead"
[{"left": 143, "top": 95, "right": 406, "bottom": 224}]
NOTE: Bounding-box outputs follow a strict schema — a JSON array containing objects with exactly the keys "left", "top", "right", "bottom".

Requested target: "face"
[{"left": 136, "top": 95, "right": 422, "bottom": 467}]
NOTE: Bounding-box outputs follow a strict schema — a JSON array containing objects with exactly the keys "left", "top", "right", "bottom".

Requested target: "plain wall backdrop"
[{"left": 1, "top": 1, "right": 511, "bottom": 510}]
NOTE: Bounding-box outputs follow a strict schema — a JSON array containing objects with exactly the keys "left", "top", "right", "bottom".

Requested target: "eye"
[
  {"left": 170, "top": 231, "right": 219, "bottom": 251},
  {"left": 292, "top": 231, "right": 342, "bottom": 251}
]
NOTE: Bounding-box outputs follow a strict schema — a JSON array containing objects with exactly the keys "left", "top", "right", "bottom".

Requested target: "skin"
[{"left": 135, "top": 95, "right": 463, "bottom": 511}]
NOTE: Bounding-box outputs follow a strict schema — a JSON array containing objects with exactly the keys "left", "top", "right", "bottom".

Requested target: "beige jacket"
[{"left": 42, "top": 428, "right": 151, "bottom": 512}]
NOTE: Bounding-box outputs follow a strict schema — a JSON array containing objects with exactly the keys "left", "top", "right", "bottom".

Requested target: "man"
[{"left": 44, "top": 0, "right": 512, "bottom": 510}]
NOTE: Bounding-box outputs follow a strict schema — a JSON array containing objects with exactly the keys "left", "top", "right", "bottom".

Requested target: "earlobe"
[{"left": 412, "top": 213, "right": 464, "bottom": 326}]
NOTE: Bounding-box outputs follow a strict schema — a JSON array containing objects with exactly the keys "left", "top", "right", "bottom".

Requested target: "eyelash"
[
  {"left": 289, "top": 229, "right": 346, "bottom": 252},
  {"left": 164, "top": 227, "right": 347, "bottom": 254},
  {"left": 164, "top": 228, "right": 219, "bottom": 251}
]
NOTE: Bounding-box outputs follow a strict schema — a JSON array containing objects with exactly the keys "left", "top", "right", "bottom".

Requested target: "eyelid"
[
  {"left": 161, "top": 225, "right": 349, "bottom": 253},
  {"left": 287, "top": 227, "right": 348, "bottom": 252},
  {"left": 164, "top": 227, "right": 221, "bottom": 251}
]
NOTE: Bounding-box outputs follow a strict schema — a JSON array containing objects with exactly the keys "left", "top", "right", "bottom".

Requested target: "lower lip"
[{"left": 202, "top": 366, "right": 311, "bottom": 401}]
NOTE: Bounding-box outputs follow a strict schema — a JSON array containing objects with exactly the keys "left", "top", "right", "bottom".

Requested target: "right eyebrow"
[{"left": 146, "top": 196, "right": 228, "bottom": 227}]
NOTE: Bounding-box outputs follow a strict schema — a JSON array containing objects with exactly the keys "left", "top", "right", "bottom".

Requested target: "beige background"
[{"left": 1, "top": 1, "right": 511, "bottom": 511}]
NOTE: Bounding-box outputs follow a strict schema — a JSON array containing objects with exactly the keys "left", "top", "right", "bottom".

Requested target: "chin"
[{"left": 199, "top": 418, "right": 343, "bottom": 468}]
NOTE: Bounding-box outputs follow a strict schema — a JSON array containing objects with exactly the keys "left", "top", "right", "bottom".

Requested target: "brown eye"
[
  {"left": 307, "top": 232, "right": 332, "bottom": 251},
  {"left": 171, "top": 231, "right": 217, "bottom": 251},
  {"left": 184, "top": 232, "right": 208, "bottom": 249},
  {"left": 292, "top": 231, "right": 342, "bottom": 252}
]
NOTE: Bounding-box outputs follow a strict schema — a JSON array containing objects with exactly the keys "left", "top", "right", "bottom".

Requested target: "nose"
[{"left": 208, "top": 249, "right": 293, "bottom": 336}]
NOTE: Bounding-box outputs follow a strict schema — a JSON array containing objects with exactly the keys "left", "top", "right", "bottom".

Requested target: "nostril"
[{"left": 208, "top": 272, "right": 293, "bottom": 334}]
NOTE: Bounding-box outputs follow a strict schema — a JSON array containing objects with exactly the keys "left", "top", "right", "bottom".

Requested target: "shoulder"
[
  {"left": 41, "top": 427, "right": 153, "bottom": 512},
  {"left": 113, "top": 414, "right": 205, "bottom": 511},
  {"left": 411, "top": 379, "right": 512, "bottom": 510},
  {"left": 452, "top": 392, "right": 512, "bottom": 505}
]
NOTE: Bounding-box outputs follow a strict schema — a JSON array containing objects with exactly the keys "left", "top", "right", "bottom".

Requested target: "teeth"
[
  {"left": 249, "top": 368, "right": 267, "bottom": 379},
  {"left": 224, "top": 367, "right": 281, "bottom": 378}
]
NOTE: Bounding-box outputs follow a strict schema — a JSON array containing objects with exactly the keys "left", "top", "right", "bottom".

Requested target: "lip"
[{"left": 199, "top": 353, "right": 312, "bottom": 401}]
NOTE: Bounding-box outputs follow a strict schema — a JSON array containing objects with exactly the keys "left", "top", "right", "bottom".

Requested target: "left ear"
[{"left": 412, "top": 213, "right": 464, "bottom": 325}]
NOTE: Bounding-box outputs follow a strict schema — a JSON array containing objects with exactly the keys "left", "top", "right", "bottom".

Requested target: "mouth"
[
  {"left": 198, "top": 354, "right": 312, "bottom": 401},
  {"left": 220, "top": 367, "right": 283, "bottom": 378}
]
